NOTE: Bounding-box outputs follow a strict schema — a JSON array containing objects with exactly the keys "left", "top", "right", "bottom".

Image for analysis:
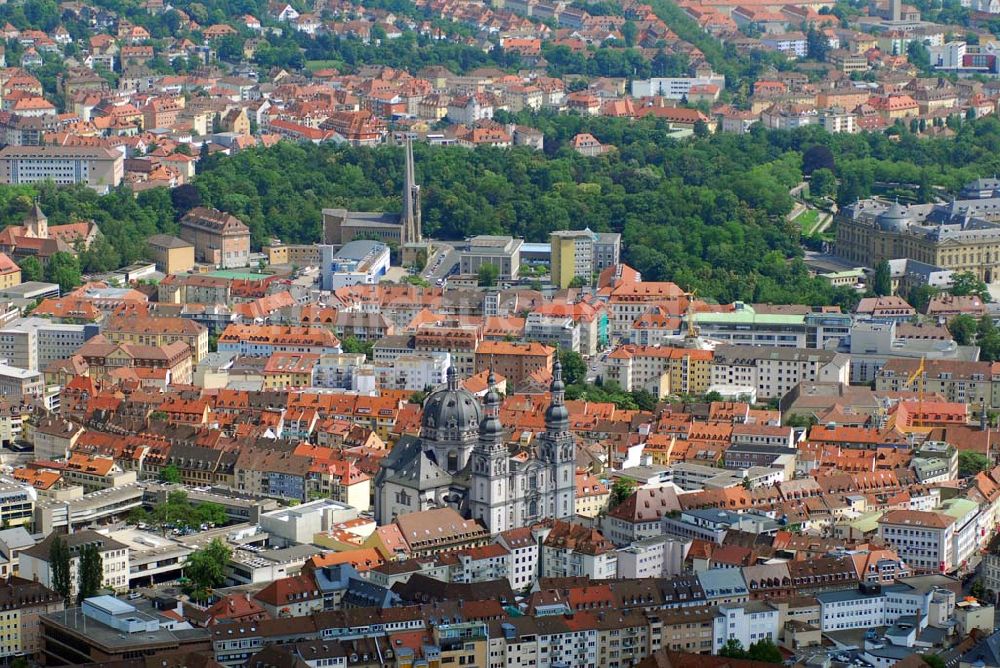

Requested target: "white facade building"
[
  {"left": 877, "top": 510, "right": 955, "bottom": 574},
  {"left": 631, "top": 74, "right": 727, "bottom": 99},
  {"left": 375, "top": 351, "right": 450, "bottom": 391},
  {"left": 712, "top": 602, "right": 780, "bottom": 653}
]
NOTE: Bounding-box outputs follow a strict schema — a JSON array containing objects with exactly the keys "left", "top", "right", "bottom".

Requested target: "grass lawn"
[
  {"left": 794, "top": 209, "right": 820, "bottom": 234},
  {"left": 305, "top": 60, "right": 342, "bottom": 72}
]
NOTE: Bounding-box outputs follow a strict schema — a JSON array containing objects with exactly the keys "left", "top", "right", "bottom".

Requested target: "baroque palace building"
[{"left": 835, "top": 178, "right": 1000, "bottom": 283}]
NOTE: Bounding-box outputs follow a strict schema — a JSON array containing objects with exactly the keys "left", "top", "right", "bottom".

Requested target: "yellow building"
[
  {"left": 550, "top": 229, "right": 593, "bottom": 289},
  {"left": 0, "top": 608, "right": 18, "bottom": 657},
  {"left": 550, "top": 229, "right": 620, "bottom": 288},
  {"left": 263, "top": 243, "right": 322, "bottom": 267},
  {"left": 0, "top": 253, "right": 20, "bottom": 289},
  {"left": 575, "top": 472, "right": 610, "bottom": 518},
  {"left": 396, "top": 623, "right": 489, "bottom": 668},
  {"left": 262, "top": 353, "right": 319, "bottom": 389},
  {"left": 606, "top": 345, "right": 714, "bottom": 398},
  {"left": 103, "top": 314, "right": 209, "bottom": 363},
  {"left": 147, "top": 234, "right": 195, "bottom": 274}
]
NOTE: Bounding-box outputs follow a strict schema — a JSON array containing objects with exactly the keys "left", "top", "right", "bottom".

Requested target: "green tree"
[
  {"left": 802, "top": 144, "right": 835, "bottom": 175},
  {"left": 922, "top": 655, "right": 946, "bottom": 668},
  {"left": 719, "top": 639, "right": 748, "bottom": 659},
  {"left": 972, "top": 578, "right": 987, "bottom": 600},
  {"left": 948, "top": 314, "right": 979, "bottom": 346},
  {"left": 19, "top": 256, "right": 42, "bottom": 282},
  {"left": 559, "top": 349, "right": 587, "bottom": 385},
  {"left": 747, "top": 639, "right": 783, "bottom": 663},
  {"left": 129, "top": 507, "right": 151, "bottom": 525},
  {"left": 478, "top": 263, "right": 500, "bottom": 287},
  {"left": 621, "top": 20, "right": 637, "bottom": 46},
  {"left": 873, "top": 260, "right": 892, "bottom": 296},
  {"left": 609, "top": 477, "right": 635, "bottom": 508},
  {"left": 159, "top": 463, "right": 182, "bottom": 484},
  {"left": 907, "top": 284, "right": 939, "bottom": 312},
  {"left": 76, "top": 544, "right": 103, "bottom": 604},
  {"left": 342, "top": 336, "right": 374, "bottom": 360},
  {"left": 44, "top": 252, "right": 81, "bottom": 292},
  {"left": 981, "top": 331, "right": 1000, "bottom": 362},
  {"left": 959, "top": 451, "right": 990, "bottom": 478},
  {"left": 784, "top": 413, "right": 818, "bottom": 429},
  {"left": 907, "top": 40, "right": 931, "bottom": 70},
  {"left": 49, "top": 536, "right": 70, "bottom": 602},
  {"left": 184, "top": 538, "right": 231, "bottom": 595},
  {"left": 810, "top": 168, "right": 836, "bottom": 198},
  {"left": 568, "top": 275, "right": 589, "bottom": 289},
  {"left": 192, "top": 502, "right": 228, "bottom": 527},
  {"left": 806, "top": 24, "right": 829, "bottom": 61},
  {"left": 950, "top": 271, "right": 990, "bottom": 301}
]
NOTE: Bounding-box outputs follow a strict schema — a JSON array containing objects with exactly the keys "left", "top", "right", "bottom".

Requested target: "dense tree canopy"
[{"left": 5, "top": 116, "right": 1000, "bottom": 305}]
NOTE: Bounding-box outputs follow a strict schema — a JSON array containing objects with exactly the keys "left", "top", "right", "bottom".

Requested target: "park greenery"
[
  {"left": 947, "top": 314, "right": 1000, "bottom": 362},
  {"left": 5, "top": 116, "right": 1000, "bottom": 303},
  {"left": 719, "top": 638, "right": 784, "bottom": 663},
  {"left": 183, "top": 538, "right": 232, "bottom": 600},
  {"left": 47, "top": 536, "right": 103, "bottom": 604},
  {"left": 48, "top": 536, "right": 70, "bottom": 603},
  {"left": 958, "top": 451, "right": 991, "bottom": 478},
  {"left": 129, "top": 490, "right": 229, "bottom": 531}
]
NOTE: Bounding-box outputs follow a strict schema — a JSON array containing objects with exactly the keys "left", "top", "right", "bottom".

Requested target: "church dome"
[
  {"left": 876, "top": 201, "right": 911, "bottom": 232},
  {"left": 421, "top": 366, "right": 483, "bottom": 432}
]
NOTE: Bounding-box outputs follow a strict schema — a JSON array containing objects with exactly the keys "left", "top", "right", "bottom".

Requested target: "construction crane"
[
  {"left": 683, "top": 288, "right": 698, "bottom": 339},
  {"left": 905, "top": 356, "right": 926, "bottom": 429}
]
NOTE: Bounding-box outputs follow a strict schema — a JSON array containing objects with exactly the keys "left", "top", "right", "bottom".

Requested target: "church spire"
[
  {"left": 478, "top": 368, "right": 503, "bottom": 444},
  {"left": 544, "top": 358, "right": 569, "bottom": 433}
]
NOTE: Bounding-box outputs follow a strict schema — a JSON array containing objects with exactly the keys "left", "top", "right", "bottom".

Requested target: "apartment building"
[
  {"left": 21, "top": 530, "right": 130, "bottom": 599},
  {"left": 414, "top": 321, "right": 481, "bottom": 378},
  {"left": 179, "top": 207, "right": 251, "bottom": 269},
  {"left": 0, "top": 365, "right": 42, "bottom": 401},
  {"left": 218, "top": 324, "right": 341, "bottom": 357},
  {"left": 689, "top": 303, "right": 852, "bottom": 349},
  {"left": 497, "top": 527, "right": 539, "bottom": 591},
  {"left": 103, "top": 314, "right": 209, "bottom": 363},
  {"left": 0, "top": 484, "right": 34, "bottom": 529},
  {"left": 608, "top": 281, "right": 685, "bottom": 340},
  {"left": 710, "top": 345, "right": 850, "bottom": 401},
  {"left": 606, "top": 345, "right": 713, "bottom": 397},
  {"left": 712, "top": 602, "right": 781, "bottom": 653},
  {"left": 0, "top": 145, "right": 124, "bottom": 193},
  {"left": 473, "top": 340, "right": 554, "bottom": 390},
  {"left": 617, "top": 536, "right": 690, "bottom": 579},
  {"left": 0, "top": 318, "right": 98, "bottom": 371},
  {"left": 877, "top": 510, "right": 955, "bottom": 574},
  {"left": 0, "top": 577, "right": 63, "bottom": 660},
  {"left": 550, "top": 229, "right": 621, "bottom": 289},
  {"left": 875, "top": 358, "right": 996, "bottom": 407},
  {"left": 815, "top": 579, "right": 954, "bottom": 632},
  {"left": 146, "top": 234, "right": 195, "bottom": 274},
  {"left": 537, "top": 520, "right": 618, "bottom": 580},
  {"left": 375, "top": 351, "right": 449, "bottom": 391},
  {"left": 524, "top": 312, "right": 580, "bottom": 353}
]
